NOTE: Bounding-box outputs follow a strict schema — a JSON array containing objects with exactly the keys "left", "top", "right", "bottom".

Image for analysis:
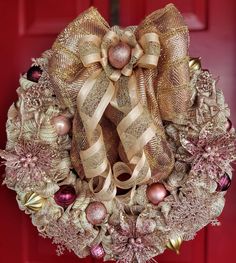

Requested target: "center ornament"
[
  {"left": 1, "top": 4, "right": 235, "bottom": 263},
  {"left": 108, "top": 42, "right": 131, "bottom": 69}
]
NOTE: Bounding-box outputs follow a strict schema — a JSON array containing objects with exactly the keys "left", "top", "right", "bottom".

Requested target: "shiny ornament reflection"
[
  {"left": 23, "top": 192, "right": 45, "bottom": 212},
  {"left": 216, "top": 174, "right": 231, "bottom": 192},
  {"left": 166, "top": 236, "right": 183, "bottom": 254},
  {"left": 54, "top": 185, "right": 77, "bottom": 208},
  {"left": 108, "top": 42, "right": 131, "bottom": 69},
  {"left": 86, "top": 201, "right": 107, "bottom": 225},
  {"left": 189, "top": 57, "right": 201, "bottom": 72},
  {"left": 90, "top": 244, "right": 105, "bottom": 259},
  {"left": 146, "top": 183, "right": 169, "bottom": 205},
  {"left": 51, "top": 116, "right": 71, "bottom": 136}
]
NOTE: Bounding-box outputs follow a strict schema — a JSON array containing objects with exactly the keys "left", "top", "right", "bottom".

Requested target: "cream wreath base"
[{"left": 1, "top": 4, "right": 235, "bottom": 263}]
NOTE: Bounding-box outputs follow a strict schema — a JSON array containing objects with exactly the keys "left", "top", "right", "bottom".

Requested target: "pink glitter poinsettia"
[
  {"left": 0, "top": 140, "right": 57, "bottom": 190},
  {"left": 109, "top": 213, "right": 164, "bottom": 263},
  {"left": 179, "top": 124, "right": 236, "bottom": 180}
]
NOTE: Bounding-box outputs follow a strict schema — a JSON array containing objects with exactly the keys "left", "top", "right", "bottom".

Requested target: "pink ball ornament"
[
  {"left": 146, "top": 183, "right": 169, "bottom": 205},
  {"left": 27, "top": 66, "right": 42, "bottom": 83},
  {"left": 90, "top": 244, "right": 105, "bottom": 259},
  {"left": 217, "top": 174, "right": 231, "bottom": 192},
  {"left": 51, "top": 116, "right": 71, "bottom": 136},
  {"left": 54, "top": 185, "right": 77, "bottom": 208},
  {"left": 108, "top": 42, "right": 131, "bottom": 69},
  {"left": 86, "top": 201, "right": 107, "bottom": 225}
]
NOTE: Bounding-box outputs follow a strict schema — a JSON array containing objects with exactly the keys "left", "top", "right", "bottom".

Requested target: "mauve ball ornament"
[
  {"left": 86, "top": 201, "right": 107, "bottom": 225},
  {"left": 90, "top": 244, "right": 105, "bottom": 259},
  {"left": 108, "top": 42, "right": 131, "bottom": 69},
  {"left": 146, "top": 183, "right": 169, "bottom": 205},
  {"left": 54, "top": 185, "right": 77, "bottom": 208},
  {"left": 27, "top": 66, "right": 43, "bottom": 83},
  {"left": 216, "top": 174, "right": 231, "bottom": 192},
  {"left": 225, "top": 118, "right": 232, "bottom": 132},
  {"left": 51, "top": 116, "right": 71, "bottom": 136}
]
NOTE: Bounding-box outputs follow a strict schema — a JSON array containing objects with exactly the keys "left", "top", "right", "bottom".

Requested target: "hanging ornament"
[
  {"left": 166, "top": 236, "right": 183, "bottom": 254},
  {"left": 54, "top": 185, "right": 77, "bottom": 208},
  {"left": 86, "top": 201, "right": 107, "bottom": 225},
  {"left": 216, "top": 174, "right": 231, "bottom": 192},
  {"left": 26, "top": 66, "right": 42, "bottom": 83},
  {"left": 23, "top": 192, "right": 45, "bottom": 212},
  {"left": 51, "top": 116, "right": 71, "bottom": 136},
  {"left": 90, "top": 244, "right": 105, "bottom": 259},
  {"left": 146, "top": 183, "right": 169, "bottom": 205}
]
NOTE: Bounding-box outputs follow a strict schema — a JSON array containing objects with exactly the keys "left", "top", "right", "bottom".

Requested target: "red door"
[{"left": 0, "top": 1, "right": 235, "bottom": 263}]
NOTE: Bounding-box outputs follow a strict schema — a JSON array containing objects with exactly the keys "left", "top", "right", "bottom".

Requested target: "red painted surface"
[{"left": 0, "top": 0, "right": 235, "bottom": 262}]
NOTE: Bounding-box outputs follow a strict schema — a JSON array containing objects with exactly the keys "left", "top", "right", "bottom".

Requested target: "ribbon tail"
[{"left": 72, "top": 70, "right": 117, "bottom": 201}]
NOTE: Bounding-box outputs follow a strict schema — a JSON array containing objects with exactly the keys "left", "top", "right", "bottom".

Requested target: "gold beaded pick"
[
  {"left": 23, "top": 192, "right": 45, "bottom": 212},
  {"left": 189, "top": 57, "right": 202, "bottom": 72},
  {"left": 166, "top": 236, "right": 183, "bottom": 254}
]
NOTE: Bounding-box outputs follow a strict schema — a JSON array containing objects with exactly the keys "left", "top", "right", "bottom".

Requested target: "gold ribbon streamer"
[{"left": 49, "top": 4, "right": 192, "bottom": 201}]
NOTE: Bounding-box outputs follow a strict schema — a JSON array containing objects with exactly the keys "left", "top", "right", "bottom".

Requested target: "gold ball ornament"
[
  {"left": 166, "top": 236, "right": 183, "bottom": 254},
  {"left": 189, "top": 57, "right": 202, "bottom": 72},
  {"left": 22, "top": 192, "right": 46, "bottom": 212}
]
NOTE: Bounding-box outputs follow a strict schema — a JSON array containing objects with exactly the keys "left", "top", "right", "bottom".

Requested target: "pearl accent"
[{"left": 51, "top": 116, "right": 71, "bottom": 136}]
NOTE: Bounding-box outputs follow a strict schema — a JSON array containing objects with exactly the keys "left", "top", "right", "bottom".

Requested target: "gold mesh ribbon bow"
[{"left": 49, "top": 4, "right": 192, "bottom": 201}]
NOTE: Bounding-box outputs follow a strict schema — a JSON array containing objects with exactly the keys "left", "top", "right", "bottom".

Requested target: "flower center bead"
[
  {"left": 20, "top": 154, "right": 38, "bottom": 168},
  {"left": 108, "top": 42, "right": 131, "bottom": 69}
]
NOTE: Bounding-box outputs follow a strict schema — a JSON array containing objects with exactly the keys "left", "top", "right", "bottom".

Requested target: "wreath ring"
[{"left": 1, "top": 4, "right": 235, "bottom": 262}]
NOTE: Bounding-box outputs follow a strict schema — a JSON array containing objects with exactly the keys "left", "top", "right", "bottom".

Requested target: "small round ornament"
[
  {"left": 216, "top": 174, "right": 231, "bottom": 192},
  {"left": 23, "top": 192, "right": 45, "bottom": 212},
  {"left": 27, "top": 65, "right": 42, "bottom": 82},
  {"left": 90, "top": 244, "right": 105, "bottom": 259},
  {"left": 108, "top": 42, "right": 131, "bottom": 69},
  {"left": 86, "top": 201, "right": 107, "bottom": 225},
  {"left": 189, "top": 57, "right": 201, "bottom": 72},
  {"left": 54, "top": 185, "right": 77, "bottom": 208},
  {"left": 146, "top": 183, "right": 169, "bottom": 205},
  {"left": 51, "top": 116, "right": 71, "bottom": 136},
  {"left": 225, "top": 119, "right": 232, "bottom": 132}
]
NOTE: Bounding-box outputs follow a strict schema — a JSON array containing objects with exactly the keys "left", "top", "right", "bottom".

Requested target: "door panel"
[{"left": 0, "top": 1, "right": 235, "bottom": 263}]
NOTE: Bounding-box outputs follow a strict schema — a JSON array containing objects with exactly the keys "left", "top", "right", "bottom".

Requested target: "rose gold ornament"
[
  {"left": 86, "top": 201, "right": 107, "bottom": 225},
  {"left": 90, "top": 244, "right": 105, "bottom": 259},
  {"left": 146, "top": 183, "right": 169, "bottom": 205},
  {"left": 51, "top": 116, "right": 71, "bottom": 136},
  {"left": 108, "top": 42, "right": 131, "bottom": 69}
]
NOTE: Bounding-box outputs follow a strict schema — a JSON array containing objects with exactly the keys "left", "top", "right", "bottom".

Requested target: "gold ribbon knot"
[{"left": 49, "top": 4, "right": 192, "bottom": 201}]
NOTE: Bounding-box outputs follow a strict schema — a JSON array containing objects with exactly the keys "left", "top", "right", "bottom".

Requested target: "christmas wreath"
[{"left": 1, "top": 4, "right": 235, "bottom": 262}]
